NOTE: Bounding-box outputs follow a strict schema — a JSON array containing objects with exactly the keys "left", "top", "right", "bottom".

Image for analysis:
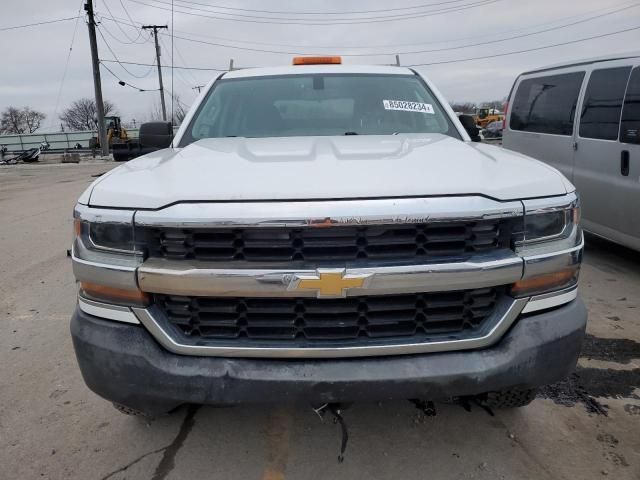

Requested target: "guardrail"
[
  {"left": 0, "top": 129, "right": 140, "bottom": 152},
  {"left": 0, "top": 126, "right": 179, "bottom": 153}
]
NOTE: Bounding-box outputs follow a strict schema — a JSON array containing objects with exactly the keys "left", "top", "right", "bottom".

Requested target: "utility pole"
[
  {"left": 192, "top": 85, "right": 205, "bottom": 94},
  {"left": 84, "top": 0, "right": 109, "bottom": 156},
  {"left": 142, "top": 25, "right": 168, "bottom": 121}
]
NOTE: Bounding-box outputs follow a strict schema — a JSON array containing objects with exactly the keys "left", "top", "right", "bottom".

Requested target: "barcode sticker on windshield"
[{"left": 383, "top": 100, "right": 434, "bottom": 114}]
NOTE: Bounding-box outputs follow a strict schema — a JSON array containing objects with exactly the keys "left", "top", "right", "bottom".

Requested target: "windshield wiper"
[{"left": 344, "top": 131, "right": 358, "bottom": 135}]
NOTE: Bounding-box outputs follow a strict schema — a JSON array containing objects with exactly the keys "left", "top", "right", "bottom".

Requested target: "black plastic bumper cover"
[{"left": 71, "top": 298, "right": 587, "bottom": 415}]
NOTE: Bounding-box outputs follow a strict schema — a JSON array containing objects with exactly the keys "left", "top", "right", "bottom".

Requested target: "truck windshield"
[{"left": 179, "top": 73, "right": 460, "bottom": 145}]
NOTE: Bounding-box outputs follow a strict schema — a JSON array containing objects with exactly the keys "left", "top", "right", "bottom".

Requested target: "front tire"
[{"left": 479, "top": 388, "right": 538, "bottom": 409}]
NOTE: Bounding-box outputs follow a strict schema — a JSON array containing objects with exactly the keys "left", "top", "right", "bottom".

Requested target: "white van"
[{"left": 503, "top": 53, "right": 640, "bottom": 251}]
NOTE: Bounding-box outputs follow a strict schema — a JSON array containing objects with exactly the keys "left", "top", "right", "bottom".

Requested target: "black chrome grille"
[
  {"left": 155, "top": 287, "right": 502, "bottom": 345},
  {"left": 142, "top": 220, "right": 511, "bottom": 263}
]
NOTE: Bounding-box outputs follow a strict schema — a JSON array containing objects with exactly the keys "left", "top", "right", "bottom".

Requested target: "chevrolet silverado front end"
[{"left": 70, "top": 63, "right": 586, "bottom": 416}]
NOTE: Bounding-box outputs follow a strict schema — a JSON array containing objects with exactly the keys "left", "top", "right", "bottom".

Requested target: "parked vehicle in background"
[
  {"left": 474, "top": 107, "right": 503, "bottom": 128},
  {"left": 482, "top": 120, "right": 504, "bottom": 139},
  {"left": 503, "top": 53, "right": 640, "bottom": 252},
  {"left": 70, "top": 58, "right": 586, "bottom": 417}
]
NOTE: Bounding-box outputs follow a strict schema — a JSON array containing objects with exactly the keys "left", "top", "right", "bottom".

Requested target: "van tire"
[{"left": 479, "top": 388, "right": 538, "bottom": 409}]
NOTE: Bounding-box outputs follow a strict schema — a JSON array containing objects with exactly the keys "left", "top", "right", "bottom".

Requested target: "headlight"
[
  {"left": 72, "top": 205, "right": 147, "bottom": 306},
  {"left": 512, "top": 193, "right": 582, "bottom": 298},
  {"left": 75, "top": 219, "right": 137, "bottom": 252},
  {"left": 516, "top": 193, "right": 581, "bottom": 251}
]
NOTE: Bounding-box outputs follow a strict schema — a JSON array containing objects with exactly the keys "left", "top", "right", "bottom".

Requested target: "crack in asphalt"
[
  {"left": 151, "top": 405, "right": 200, "bottom": 480},
  {"left": 99, "top": 405, "right": 199, "bottom": 480},
  {"left": 99, "top": 447, "right": 167, "bottom": 480}
]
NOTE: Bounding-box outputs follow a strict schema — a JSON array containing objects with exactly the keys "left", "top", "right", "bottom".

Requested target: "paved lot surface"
[{"left": 1, "top": 161, "right": 639, "bottom": 480}]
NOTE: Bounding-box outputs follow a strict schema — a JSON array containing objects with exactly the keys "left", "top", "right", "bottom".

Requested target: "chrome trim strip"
[
  {"left": 78, "top": 296, "right": 139, "bottom": 324},
  {"left": 521, "top": 287, "right": 578, "bottom": 314},
  {"left": 132, "top": 297, "right": 528, "bottom": 358},
  {"left": 72, "top": 241, "right": 139, "bottom": 290},
  {"left": 522, "top": 192, "right": 578, "bottom": 216},
  {"left": 519, "top": 192, "right": 579, "bottom": 246},
  {"left": 137, "top": 251, "right": 524, "bottom": 297},
  {"left": 521, "top": 234, "right": 583, "bottom": 279},
  {"left": 134, "top": 196, "right": 523, "bottom": 228},
  {"left": 74, "top": 203, "right": 135, "bottom": 224}
]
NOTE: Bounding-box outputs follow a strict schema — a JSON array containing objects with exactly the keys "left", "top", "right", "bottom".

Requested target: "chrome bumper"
[{"left": 137, "top": 251, "right": 524, "bottom": 298}]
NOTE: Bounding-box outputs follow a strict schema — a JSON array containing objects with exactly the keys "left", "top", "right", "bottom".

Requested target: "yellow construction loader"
[{"left": 474, "top": 107, "right": 504, "bottom": 129}]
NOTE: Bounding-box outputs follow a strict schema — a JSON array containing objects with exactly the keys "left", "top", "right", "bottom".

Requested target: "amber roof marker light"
[{"left": 293, "top": 56, "right": 342, "bottom": 65}]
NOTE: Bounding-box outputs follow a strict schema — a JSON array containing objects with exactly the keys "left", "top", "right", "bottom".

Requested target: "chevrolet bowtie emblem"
[{"left": 291, "top": 269, "right": 373, "bottom": 298}]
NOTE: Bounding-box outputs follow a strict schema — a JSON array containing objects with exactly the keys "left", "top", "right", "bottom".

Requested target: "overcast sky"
[{"left": 2, "top": 0, "right": 639, "bottom": 132}]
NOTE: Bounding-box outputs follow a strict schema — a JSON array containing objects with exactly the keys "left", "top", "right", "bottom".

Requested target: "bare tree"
[
  {"left": 0, "top": 106, "right": 46, "bottom": 134},
  {"left": 483, "top": 99, "right": 507, "bottom": 111},
  {"left": 450, "top": 102, "right": 476, "bottom": 114},
  {"left": 23, "top": 107, "right": 46, "bottom": 133},
  {"left": 149, "top": 94, "right": 188, "bottom": 125},
  {"left": 173, "top": 95, "right": 188, "bottom": 125},
  {"left": 60, "top": 98, "right": 116, "bottom": 131}
]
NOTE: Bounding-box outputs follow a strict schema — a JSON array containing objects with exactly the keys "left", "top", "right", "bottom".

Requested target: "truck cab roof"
[{"left": 222, "top": 64, "right": 416, "bottom": 79}]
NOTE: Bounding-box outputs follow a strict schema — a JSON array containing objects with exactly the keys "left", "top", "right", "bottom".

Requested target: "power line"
[
  {"left": 342, "top": 1, "right": 640, "bottom": 56},
  {"left": 406, "top": 24, "right": 640, "bottom": 66},
  {"left": 170, "top": 0, "right": 475, "bottom": 15},
  {"left": 99, "top": 58, "right": 226, "bottom": 71},
  {"left": 157, "top": 2, "right": 640, "bottom": 58},
  {"left": 96, "top": 24, "right": 154, "bottom": 78},
  {"left": 0, "top": 16, "right": 79, "bottom": 32},
  {"left": 159, "top": 36, "right": 200, "bottom": 88},
  {"left": 126, "top": 0, "right": 502, "bottom": 25},
  {"left": 96, "top": 15, "right": 146, "bottom": 45},
  {"left": 100, "top": 61, "right": 159, "bottom": 91},
  {"left": 49, "top": 1, "right": 85, "bottom": 131},
  {"left": 118, "top": 0, "right": 145, "bottom": 33},
  {"left": 101, "top": 2, "right": 639, "bottom": 51},
  {"left": 101, "top": 24, "right": 640, "bottom": 71},
  {"left": 99, "top": 0, "right": 147, "bottom": 43}
]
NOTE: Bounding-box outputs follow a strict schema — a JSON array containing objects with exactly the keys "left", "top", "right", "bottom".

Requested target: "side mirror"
[
  {"left": 458, "top": 115, "right": 481, "bottom": 142},
  {"left": 139, "top": 122, "right": 174, "bottom": 149}
]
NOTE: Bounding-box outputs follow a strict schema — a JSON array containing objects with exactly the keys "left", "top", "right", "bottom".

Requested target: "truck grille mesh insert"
[
  {"left": 155, "top": 287, "right": 502, "bottom": 345},
  {"left": 143, "top": 221, "right": 509, "bottom": 263}
]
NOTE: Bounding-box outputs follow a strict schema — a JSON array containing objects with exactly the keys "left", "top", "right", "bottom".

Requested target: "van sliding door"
[
  {"left": 618, "top": 66, "right": 640, "bottom": 248},
  {"left": 573, "top": 65, "right": 634, "bottom": 247},
  {"left": 505, "top": 71, "right": 584, "bottom": 181}
]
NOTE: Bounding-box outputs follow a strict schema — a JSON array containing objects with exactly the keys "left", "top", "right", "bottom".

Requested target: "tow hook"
[
  {"left": 410, "top": 399, "right": 437, "bottom": 417},
  {"left": 312, "top": 403, "right": 350, "bottom": 463}
]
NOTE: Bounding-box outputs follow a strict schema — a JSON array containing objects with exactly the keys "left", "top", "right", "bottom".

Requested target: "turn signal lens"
[
  {"left": 80, "top": 282, "right": 150, "bottom": 306},
  {"left": 511, "top": 267, "right": 579, "bottom": 297},
  {"left": 293, "top": 56, "right": 342, "bottom": 65}
]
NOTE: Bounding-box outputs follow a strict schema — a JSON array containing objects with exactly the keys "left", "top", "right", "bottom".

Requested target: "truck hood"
[{"left": 87, "top": 134, "right": 572, "bottom": 209}]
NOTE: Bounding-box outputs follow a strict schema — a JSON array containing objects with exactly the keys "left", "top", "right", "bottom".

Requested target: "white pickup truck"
[{"left": 71, "top": 58, "right": 586, "bottom": 416}]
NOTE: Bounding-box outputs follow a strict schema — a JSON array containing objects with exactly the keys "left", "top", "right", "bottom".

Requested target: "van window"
[
  {"left": 580, "top": 67, "right": 631, "bottom": 140},
  {"left": 620, "top": 67, "right": 640, "bottom": 144},
  {"left": 510, "top": 72, "right": 585, "bottom": 135}
]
